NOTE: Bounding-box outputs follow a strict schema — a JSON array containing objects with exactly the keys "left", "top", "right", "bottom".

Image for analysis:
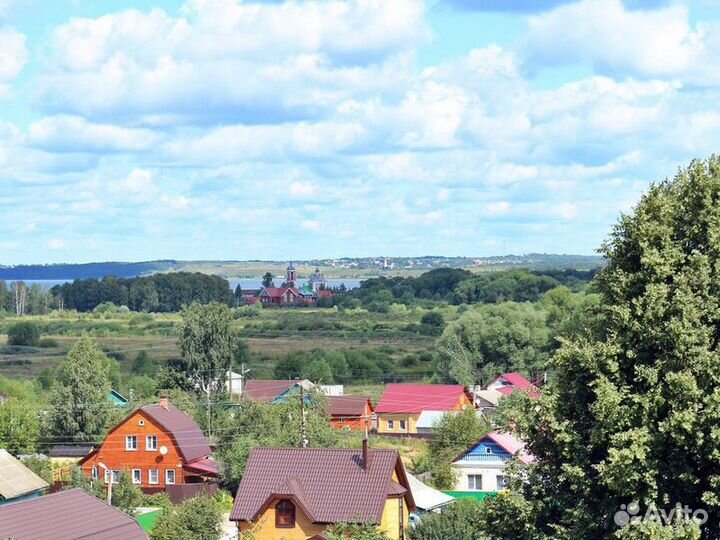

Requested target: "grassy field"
[{"left": 0, "top": 305, "right": 445, "bottom": 384}]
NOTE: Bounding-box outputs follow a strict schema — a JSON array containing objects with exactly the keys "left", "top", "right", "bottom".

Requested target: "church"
[{"left": 255, "top": 263, "right": 333, "bottom": 306}]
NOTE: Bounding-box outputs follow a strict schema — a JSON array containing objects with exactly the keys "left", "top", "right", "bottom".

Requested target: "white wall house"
[{"left": 451, "top": 431, "right": 534, "bottom": 493}]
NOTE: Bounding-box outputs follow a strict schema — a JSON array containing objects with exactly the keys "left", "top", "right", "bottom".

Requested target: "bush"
[
  {"left": 38, "top": 337, "right": 59, "bottom": 348},
  {"left": 7, "top": 321, "right": 41, "bottom": 346},
  {"left": 149, "top": 494, "right": 222, "bottom": 540}
]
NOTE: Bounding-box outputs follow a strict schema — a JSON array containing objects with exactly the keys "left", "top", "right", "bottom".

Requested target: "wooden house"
[
  {"left": 0, "top": 450, "right": 49, "bottom": 506},
  {"left": 375, "top": 384, "right": 473, "bottom": 435},
  {"left": 79, "top": 397, "right": 218, "bottom": 493},
  {"left": 0, "top": 488, "right": 148, "bottom": 539},
  {"left": 328, "top": 396, "right": 374, "bottom": 432},
  {"left": 450, "top": 431, "right": 534, "bottom": 495},
  {"left": 230, "top": 441, "right": 415, "bottom": 540},
  {"left": 486, "top": 372, "right": 538, "bottom": 397},
  {"left": 242, "top": 379, "right": 315, "bottom": 403}
]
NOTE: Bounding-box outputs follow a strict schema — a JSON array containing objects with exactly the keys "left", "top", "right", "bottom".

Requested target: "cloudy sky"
[{"left": 1, "top": 0, "right": 719, "bottom": 263}]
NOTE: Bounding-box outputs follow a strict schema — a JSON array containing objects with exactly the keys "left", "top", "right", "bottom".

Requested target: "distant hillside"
[
  {"left": 0, "top": 254, "right": 603, "bottom": 281},
  {"left": 0, "top": 260, "right": 180, "bottom": 280}
]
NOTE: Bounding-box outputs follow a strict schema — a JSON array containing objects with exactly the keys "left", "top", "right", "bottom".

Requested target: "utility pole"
[{"left": 300, "top": 385, "right": 308, "bottom": 448}]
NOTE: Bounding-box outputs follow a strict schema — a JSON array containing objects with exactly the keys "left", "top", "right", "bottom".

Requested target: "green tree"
[
  {"left": 502, "top": 157, "right": 720, "bottom": 539},
  {"left": 302, "top": 358, "right": 334, "bottom": 383},
  {"left": 7, "top": 321, "right": 41, "bottom": 346},
  {"left": 111, "top": 470, "right": 144, "bottom": 516},
  {"left": 131, "top": 350, "right": 157, "bottom": 376},
  {"left": 46, "top": 337, "right": 112, "bottom": 442},
  {"left": 326, "top": 522, "right": 390, "bottom": 539},
  {"left": 0, "top": 398, "right": 40, "bottom": 454},
  {"left": 262, "top": 272, "right": 274, "bottom": 288},
  {"left": 435, "top": 303, "right": 550, "bottom": 384},
  {"left": 429, "top": 407, "right": 489, "bottom": 468},
  {"left": 409, "top": 499, "right": 489, "bottom": 540},
  {"left": 178, "top": 303, "right": 236, "bottom": 418},
  {"left": 150, "top": 494, "right": 222, "bottom": 540}
]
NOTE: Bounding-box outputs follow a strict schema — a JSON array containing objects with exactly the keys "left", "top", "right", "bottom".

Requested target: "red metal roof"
[
  {"left": 0, "top": 488, "right": 148, "bottom": 540},
  {"left": 183, "top": 457, "right": 219, "bottom": 476},
  {"left": 328, "top": 396, "right": 373, "bottom": 417},
  {"left": 243, "top": 380, "right": 295, "bottom": 402},
  {"left": 374, "top": 383, "right": 471, "bottom": 414},
  {"left": 496, "top": 372, "right": 534, "bottom": 390},
  {"left": 230, "top": 447, "right": 414, "bottom": 524},
  {"left": 140, "top": 402, "right": 211, "bottom": 462}
]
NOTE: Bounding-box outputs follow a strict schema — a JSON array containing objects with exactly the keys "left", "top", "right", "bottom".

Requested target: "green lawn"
[{"left": 136, "top": 509, "right": 163, "bottom": 532}]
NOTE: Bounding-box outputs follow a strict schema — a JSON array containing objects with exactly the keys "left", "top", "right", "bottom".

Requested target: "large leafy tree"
[
  {"left": 46, "top": 337, "right": 112, "bottom": 442},
  {"left": 0, "top": 398, "right": 40, "bottom": 454},
  {"left": 436, "top": 302, "right": 551, "bottom": 384},
  {"left": 178, "top": 302, "right": 236, "bottom": 397},
  {"left": 503, "top": 158, "right": 720, "bottom": 539},
  {"left": 150, "top": 494, "right": 222, "bottom": 540}
]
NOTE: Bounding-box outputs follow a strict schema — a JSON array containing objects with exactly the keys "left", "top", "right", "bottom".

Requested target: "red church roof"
[{"left": 375, "top": 384, "right": 471, "bottom": 414}]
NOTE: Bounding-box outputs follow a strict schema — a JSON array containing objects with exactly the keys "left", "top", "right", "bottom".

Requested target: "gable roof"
[
  {"left": 243, "top": 380, "right": 296, "bottom": 402},
  {"left": 328, "top": 396, "right": 373, "bottom": 417},
  {"left": 260, "top": 287, "right": 299, "bottom": 299},
  {"left": 230, "top": 447, "right": 414, "bottom": 524},
  {"left": 0, "top": 488, "right": 148, "bottom": 540},
  {"left": 494, "top": 373, "right": 534, "bottom": 390},
  {"left": 453, "top": 431, "right": 535, "bottom": 465},
  {"left": 374, "top": 384, "right": 471, "bottom": 414},
  {"left": 0, "top": 449, "right": 49, "bottom": 500},
  {"left": 139, "top": 403, "right": 211, "bottom": 462}
]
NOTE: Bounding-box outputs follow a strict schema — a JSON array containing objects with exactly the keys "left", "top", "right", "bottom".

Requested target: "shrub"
[
  {"left": 7, "top": 321, "right": 41, "bottom": 346},
  {"left": 38, "top": 337, "right": 59, "bottom": 348}
]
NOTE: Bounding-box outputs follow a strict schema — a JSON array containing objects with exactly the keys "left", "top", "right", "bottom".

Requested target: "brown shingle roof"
[
  {"left": 140, "top": 403, "right": 211, "bottom": 462},
  {"left": 0, "top": 488, "right": 148, "bottom": 540},
  {"left": 328, "top": 396, "right": 373, "bottom": 417},
  {"left": 242, "top": 380, "right": 295, "bottom": 402},
  {"left": 230, "top": 447, "right": 414, "bottom": 524}
]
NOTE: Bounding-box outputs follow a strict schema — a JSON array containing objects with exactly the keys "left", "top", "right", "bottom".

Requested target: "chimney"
[
  {"left": 159, "top": 395, "right": 169, "bottom": 411},
  {"left": 362, "top": 438, "right": 369, "bottom": 471}
]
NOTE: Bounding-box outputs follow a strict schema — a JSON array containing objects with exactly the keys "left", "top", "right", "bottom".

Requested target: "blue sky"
[{"left": 1, "top": 0, "right": 720, "bottom": 264}]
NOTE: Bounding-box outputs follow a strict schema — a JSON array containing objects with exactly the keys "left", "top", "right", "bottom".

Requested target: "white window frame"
[
  {"left": 496, "top": 475, "right": 509, "bottom": 490},
  {"left": 138, "top": 419, "right": 145, "bottom": 426},
  {"left": 146, "top": 435, "right": 158, "bottom": 451},
  {"left": 91, "top": 466, "right": 98, "bottom": 479},
  {"left": 125, "top": 435, "right": 138, "bottom": 451},
  {"left": 467, "top": 474, "right": 483, "bottom": 491},
  {"left": 165, "top": 469, "right": 176, "bottom": 485},
  {"left": 387, "top": 420, "right": 394, "bottom": 430},
  {"left": 111, "top": 470, "right": 120, "bottom": 484},
  {"left": 148, "top": 469, "right": 159, "bottom": 485},
  {"left": 485, "top": 447, "right": 492, "bottom": 454},
  {"left": 132, "top": 469, "right": 142, "bottom": 484}
]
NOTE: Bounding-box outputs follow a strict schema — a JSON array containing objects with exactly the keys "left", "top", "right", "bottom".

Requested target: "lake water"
[{"left": 5, "top": 277, "right": 364, "bottom": 291}]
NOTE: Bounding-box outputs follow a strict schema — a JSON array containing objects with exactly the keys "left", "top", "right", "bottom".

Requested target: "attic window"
[
  {"left": 485, "top": 448, "right": 492, "bottom": 454},
  {"left": 139, "top": 420, "right": 145, "bottom": 426},
  {"left": 275, "top": 500, "right": 296, "bottom": 528}
]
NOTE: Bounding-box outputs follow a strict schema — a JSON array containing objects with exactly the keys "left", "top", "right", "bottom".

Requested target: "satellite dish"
[{"left": 159, "top": 446, "right": 168, "bottom": 455}]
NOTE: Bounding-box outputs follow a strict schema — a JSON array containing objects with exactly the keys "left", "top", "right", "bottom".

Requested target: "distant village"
[{"left": 241, "top": 263, "right": 334, "bottom": 306}]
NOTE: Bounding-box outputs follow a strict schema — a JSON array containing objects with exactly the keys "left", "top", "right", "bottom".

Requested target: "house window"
[
  {"left": 399, "top": 420, "right": 407, "bottom": 431},
  {"left": 485, "top": 447, "right": 492, "bottom": 454},
  {"left": 166, "top": 469, "right": 176, "bottom": 485},
  {"left": 132, "top": 469, "right": 142, "bottom": 485},
  {"left": 125, "top": 435, "right": 138, "bottom": 451},
  {"left": 104, "top": 469, "right": 119, "bottom": 484},
  {"left": 496, "top": 475, "right": 509, "bottom": 490},
  {"left": 146, "top": 435, "right": 158, "bottom": 451},
  {"left": 467, "top": 474, "right": 483, "bottom": 491},
  {"left": 275, "top": 500, "right": 295, "bottom": 528},
  {"left": 387, "top": 420, "right": 394, "bottom": 430},
  {"left": 91, "top": 466, "right": 98, "bottom": 479},
  {"left": 149, "top": 469, "right": 159, "bottom": 485},
  {"left": 138, "top": 419, "right": 145, "bottom": 426}
]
